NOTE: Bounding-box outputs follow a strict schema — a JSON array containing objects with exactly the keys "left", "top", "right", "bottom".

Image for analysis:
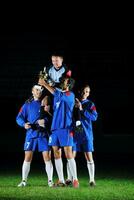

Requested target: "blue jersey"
[
  {"left": 75, "top": 99, "right": 98, "bottom": 142},
  {"left": 51, "top": 89, "right": 75, "bottom": 131},
  {"left": 16, "top": 100, "right": 49, "bottom": 140}
]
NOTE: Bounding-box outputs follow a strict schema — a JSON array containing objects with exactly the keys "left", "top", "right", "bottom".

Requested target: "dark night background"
[{"left": 0, "top": 31, "right": 133, "bottom": 173}]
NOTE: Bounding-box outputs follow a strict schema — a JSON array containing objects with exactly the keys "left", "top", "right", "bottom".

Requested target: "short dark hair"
[
  {"left": 51, "top": 52, "right": 64, "bottom": 59},
  {"left": 67, "top": 77, "right": 75, "bottom": 90},
  {"left": 59, "top": 75, "right": 75, "bottom": 91},
  {"left": 77, "top": 84, "right": 90, "bottom": 97}
]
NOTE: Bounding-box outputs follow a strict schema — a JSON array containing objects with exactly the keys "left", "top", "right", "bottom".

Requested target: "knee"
[
  {"left": 24, "top": 152, "right": 33, "bottom": 162},
  {"left": 44, "top": 155, "right": 51, "bottom": 162},
  {"left": 65, "top": 152, "right": 73, "bottom": 159},
  {"left": 24, "top": 156, "right": 32, "bottom": 162},
  {"left": 54, "top": 150, "right": 61, "bottom": 159}
]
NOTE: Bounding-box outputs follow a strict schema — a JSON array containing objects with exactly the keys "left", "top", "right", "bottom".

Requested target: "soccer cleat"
[
  {"left": 89, "top": 181, "right": 96, "bottom": 187},
  {"left": 53, "top": 180, "right": 66, "bottom": 187},
  {"left": 73, "top": 179, "right": 79, "bottom": 188},
  {"left": 18, "top": 180, "right": 27, "bottom": 187},
  {"left": 65, "top": 179, "right": 73, "bottom": 186},
  {"left": 48, "top": 180, "right": 54, "bottom": 187}
]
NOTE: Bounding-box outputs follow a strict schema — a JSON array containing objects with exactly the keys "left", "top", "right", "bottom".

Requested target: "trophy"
[
  {"left": 38, "top": 66, "right": 55, "bottom": 86},
  {"left": 38, "top": 67, "right": 49, "bottom": 81}
]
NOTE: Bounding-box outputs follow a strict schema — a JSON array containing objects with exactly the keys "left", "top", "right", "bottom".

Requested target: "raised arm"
[{"left": 38, "top": 78, "right": 55, "bottom": 94}]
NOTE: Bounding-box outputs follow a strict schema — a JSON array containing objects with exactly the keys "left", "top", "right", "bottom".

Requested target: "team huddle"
[{"left": 16, "top": 54, "right": 98, "bottom": 188}]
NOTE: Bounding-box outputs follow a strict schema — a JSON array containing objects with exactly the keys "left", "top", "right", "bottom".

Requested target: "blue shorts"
[
  {"left": 48, "top": 129, "right": 74, "bottom": 147},
  {"left": 73, "top": 139, "right": 94, "bottom": 152},
  {"left": 24, "top": 137, "right": 50, "bottom": 152}
]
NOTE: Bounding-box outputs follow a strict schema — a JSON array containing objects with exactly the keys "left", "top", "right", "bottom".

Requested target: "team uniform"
[
  {"left": 26, "top": 64, "right": 68, "bottom": 104},
  {"left": 73, "top": 99, "right": 98, "bottom": 152},
  {"left": 46, "top": 64, "right": 68, "bottom": 87},
  {"left": 16, "top": 100, "right": 50, "bottom": 152},
  {"left": 39, "top": 64, "right": 70, "bottom": 118},
  {"left": 48, "top": 89, "right": 75, "bottom": 147}
]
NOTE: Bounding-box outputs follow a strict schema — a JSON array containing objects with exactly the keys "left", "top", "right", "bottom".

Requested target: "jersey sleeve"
[
  {"left": 16, "top": 103, "right": 28, "bottom": 127},
  {"left": 80, "top": 102, "right": 98, "bottom": 121}
]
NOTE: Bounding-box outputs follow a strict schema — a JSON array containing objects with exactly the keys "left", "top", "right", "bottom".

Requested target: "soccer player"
[
  {"left": 16, "top": 85, "right": 53, "bottom": 187},
  {"left": 45, "top": 53, "right": 70, "bottom": 87},
  {"left": 26, "top": 53, "right": 71, "bottom": 107},
  {"left": 38, "top": 76, "right": 79, "bottom": 188},
  {"left": 38, "top": 53, "right": 72, "bottom": 125},
  {"left": 66, "top": 84, "right": 98, "bottom": 187}
]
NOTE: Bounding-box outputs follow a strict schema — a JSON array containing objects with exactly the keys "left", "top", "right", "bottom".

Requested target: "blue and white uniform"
[
  {"left": 73, "top": 99, "right": 98, "bottom": 152},
  {"left": 48, "top": 65, "right": 66, "bottom": 83},
  {"left": 48, "top": 89, "right": 75, "bottom": 147},
  {"left": 16, "top": 100, "right": 50, "bottom": 152}
]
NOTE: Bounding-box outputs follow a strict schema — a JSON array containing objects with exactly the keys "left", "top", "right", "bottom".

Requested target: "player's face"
[
  {"left": 59, "top": 78, "right": 69, "bottom": 90},
  {"left": 32, "top": 88, "right": 42, "bottom": 99},
  {"left": 82, "top": 87, "right": 90, "bottom": 99},
  {"left": 51, "top": 56, "right": 63, "bottom": 69},
  {"left": 62, "top": 78, "right": 70, "bottom": 90}
]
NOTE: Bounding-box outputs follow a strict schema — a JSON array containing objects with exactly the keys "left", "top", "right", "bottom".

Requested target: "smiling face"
[
  {"left": 51, "top": 56, "right": 63, "bottom": 69},
  {"left": 32, "top": 86, "right": 42, "bottom": 100},
  {"left": 60, "top": 77, "right": 69, "bottom": 90},
  {"left": 81, "top": 86, "right": 90, "bottom": 100}
]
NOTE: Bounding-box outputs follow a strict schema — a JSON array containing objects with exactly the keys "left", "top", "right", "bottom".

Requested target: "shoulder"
[
  {"left": 65, "top": 92, "right": 75, "bottom": 102},
  {"left": 65, "top": 91, "right": 74, "bottom": 96},
  {"left": 53, "top": 88, "right": 62, "bottom": 96},
  {"left": 82, "top": 99, "right": 93, "bottom": 107},
  {"left": 88, "top": 99, "right": 94, "bottom": 104},
  {"left": 46, "top": 65, "right": 53, "bottom": 72},
  {"left": 62, "top": 64, "right": 68, "bottom": 71},
  {"left": 18, "top": 102, "right": 27, "bottom": 113},
  {"left": 87, "top": 99, "right": 97, "bottom": 111}
]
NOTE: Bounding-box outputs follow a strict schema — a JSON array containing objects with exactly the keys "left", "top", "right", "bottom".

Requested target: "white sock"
[
  {"left": 45, "top": 160, "right": 53, "bottom": 182},
  {"left": 87, "top": 160, "right": 95, "bottom": 182},
  {"left": 67, "top": 161, "right": 72, "bottom": 180},
  {"left": 55, "top": 158, "right": 65, "bottom": 183},
  {"left": 22, "top": 161, "right": 31, "bottom": 181},
  {"left": 68, "top": 158, "right": 78, "bottom": 181}
]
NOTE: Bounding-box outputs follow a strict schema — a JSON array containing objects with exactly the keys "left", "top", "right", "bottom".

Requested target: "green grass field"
[{"left": 0, "top": 168, "right": 134, "bottom": 200}]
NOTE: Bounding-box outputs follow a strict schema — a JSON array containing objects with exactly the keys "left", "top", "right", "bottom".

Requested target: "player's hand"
[
  {"left": 49, "top": 82, "right": 53, "bottom": 86},
  {"left": 75, "top": 98, "right": 83, "bottom": 110},
  {"left": 24, "top": 122, "right": 31, "bottom": 129},
  {"left": 38, "top": 78, "right": 46, "bottom": 86},
  {"left": 38, "top": 119, "right": 45, "bottom": 127}
]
